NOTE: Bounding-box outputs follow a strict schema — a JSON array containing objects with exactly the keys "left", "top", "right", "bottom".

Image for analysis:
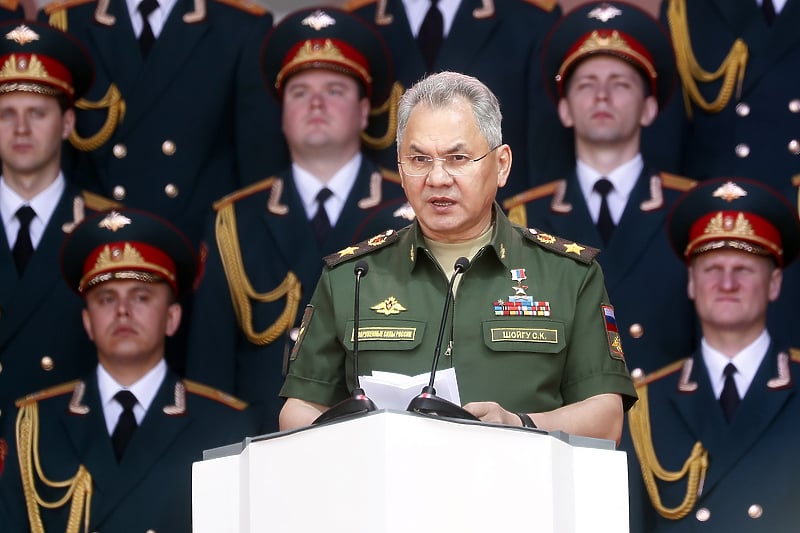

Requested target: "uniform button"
[
  {"left": 695, "top": 507, "right": 711, "bottom": 522},
  {"left": 146, "top": 529, "right": 157, "bottom": 533},
  {"left": 289, "top": 327, "right": 300, "bottom": 342},
  {"left": 41, "top": 356, "right": 54, "bottom": 371},
  {"left": 630, "top": 368, "right": 644, "bottom": 380},
  {"left": 735, "top": 102, "right": 750, "bottom": 116},
  {"left": 748, "top": 504, "right": 763, "bottom": 519},
  {"left": 629, "top": 323, "right": 644, "bottom": 339},
  {"left": 113, "top": 186, "right": 126, "bottom": 200},
  {"left": 164, "top": 184, "right": 179, "bottom": 198},
  {"left": 789, "top": 99, "right": 800, "bottom": 113},
  {"left": 112, "top": 143, "right": 127, "bottom": 159},
  {"left": 735, "top": 143, "right": 750, "bottom": 158},
  {"left": 161, "top": 140, "right": 176, "bottom": 156},
  {"left": 789, "top": 140, "right": 800, "bottom": 155}
]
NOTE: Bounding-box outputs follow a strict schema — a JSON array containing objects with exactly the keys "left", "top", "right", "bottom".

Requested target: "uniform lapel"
[
  {"left": 540, "top": 174, "right": 602, "bottom": 248},
  {"left": 436, "top": 0, "right": 497, "bottom": 73},
  {"left": 375, "top": 0, "right": 426, "bottom": 84}
]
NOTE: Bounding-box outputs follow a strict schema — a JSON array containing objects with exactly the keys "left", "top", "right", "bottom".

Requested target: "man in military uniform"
[
  {"left": 279, "top": 71, "right": 637, "bottom": 437},
  {"left": 0, "top": 22, "right": 120, "bottom": 439},
  {"left": 0, "top": 208, "right": 258, "bottom": 533},
  {"left": 503, "top": 2, "right": 698, "bottom": 375},
  {"left": 626, "top": 178, "right": 800, "bottom": 532},
  {"left": 345, "top": 0, "right": 568, "bottom": 200},
  {"left": 185, "top": 8, "right": 412, "bottom": 433}
]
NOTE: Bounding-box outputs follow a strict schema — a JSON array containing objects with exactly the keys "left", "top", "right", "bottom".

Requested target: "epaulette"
[
  {"left": 502, "top": 180, "right": 561, "bottom": 210},
  {"left": 0, "top": 0, "right": 19, "bottom": 11},
  {"left": 82, "top": 190, "right": 121, "bottom": 212},
  {"left": 213, "top": 177, "right": 275, "bottom": 211},
  {"left": 791, "top": 348, "right": 800, "bottom": 363},
  {"left": 521, "top": 227, "right": 598, "bottom": 264},
  {"left": 15, "top": 380, "right": 81, "bottom": 408},
  {"left": 633, "top": 358, "right": 688, "bottom": 388},
  {"left": 213, "top": 0, "right": 267, "bottom": 16},
  {"left": 183, "top": 379, "right": 248, "bottom": 411},
  {"left": 43, "top": 0, "right": 94, "bottom": 15},
  {"left": 378, "top": 165, "right": 401, "bottom": 185},
  {"left": 792, "top": 175, "right": 800, "bottom": 188},
  {"left": 660, "top": 172, "right": 697, "bottom": 192},
  {"left": 343, "top": 0, "right": 376, "bottom": 11},
  {"left": 522, "top": 0, "right": 558, "bottom": 13},
  {"left": 324, "top": 228, "right": 400, "bottom": 268}
]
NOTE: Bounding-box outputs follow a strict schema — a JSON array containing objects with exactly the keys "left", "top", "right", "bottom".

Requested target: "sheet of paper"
[{"left": 359, "top": 367, "right": 462, "bottom": 410}]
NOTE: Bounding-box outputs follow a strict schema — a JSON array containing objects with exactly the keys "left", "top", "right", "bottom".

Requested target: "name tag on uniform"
[{"left": 490, "top": 328, "right": 558, "bottom": 343}]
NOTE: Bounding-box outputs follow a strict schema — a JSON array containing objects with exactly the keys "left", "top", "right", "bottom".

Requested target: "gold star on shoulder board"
[
  {"left": 563, "top": 242, "right": 585, "bottom": 256},
  {"left": 337, "top": 246, "right": 359, "bottom": 257}
]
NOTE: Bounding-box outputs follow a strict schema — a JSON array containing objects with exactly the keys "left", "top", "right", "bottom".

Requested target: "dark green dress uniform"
[
  {"left": 345, "top": 0, "right": 568, "bottom": 199},
  {"left": 185, "top": 161, "right": 412, "bottom": 433},
  {"left": 0, "top": 371, "right": 258, "bottom": 533},
  {"left": 38, "top": 0, "right": 287, "bottom": 246},
  {"left": 281, "top": 207, "right": 637, "bottom": 413}
]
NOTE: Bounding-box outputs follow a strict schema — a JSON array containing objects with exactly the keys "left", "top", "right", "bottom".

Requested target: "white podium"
[{"left": 192, "top": 410, "right": 628, "bottom": 533}]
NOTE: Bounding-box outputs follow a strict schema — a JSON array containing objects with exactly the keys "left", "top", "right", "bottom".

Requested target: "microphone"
[
  {"left": 313, "top": 260, "right": 377, "bottom": 425},
  {"left": 406, "top": 257, "right": 478, "bottom": 421}
]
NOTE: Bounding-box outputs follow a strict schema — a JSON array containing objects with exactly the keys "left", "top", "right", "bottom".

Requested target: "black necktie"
[
  {"left": 418, "top": 0, "right": 443, "bottom": 71},
  {"left": 138, "top": 0, "right": 159, "bottom": 57},
  {"left": 111, "top": 390, "right": 139, "bottom": 462},
  {"left": 311, "top": 188, "right": 333, "bottom": 244},
  {"left": 762, "top": 0, "right": 776, "bottom": 25},
  {"left": 593, "top": 178, "right": 615, "bottom": 245},
  {"left": 719, "top": 363, "right": 741, "bottom": 422},
  {"left": 12, "top": 205, "right": 35, "bottom": 276}
]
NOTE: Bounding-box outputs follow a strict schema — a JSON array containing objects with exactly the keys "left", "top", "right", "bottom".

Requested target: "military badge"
[
  {"left": 712, "top": 181, "right": 748, "bottom": 202},
  {"left": 536, "top": 233, "right": 556, "bottom": 244},
  {"left": 601, "top": 305, "right": 625, "bottom": 360},
  {"left": 290, "top": 305, "right": 314, "bottom": 362},
  {"left": 98, "top": 210, "right": 131, "bottom": 232},
  {"left": 371, "top": 296, "right": 406, "bottom": 316},
  {"left": 494, "top": 268, "right": 552, "bottom": 316},
  {"left": 588, "top": 4, "right": 622, "bottom": 22}
]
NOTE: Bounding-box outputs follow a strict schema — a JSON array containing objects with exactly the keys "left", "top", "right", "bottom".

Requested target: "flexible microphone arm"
[{"left": 313, "top": 260, "right": 377, "bottom": 425}]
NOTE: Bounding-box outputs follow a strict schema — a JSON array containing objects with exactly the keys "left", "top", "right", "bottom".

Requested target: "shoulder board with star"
[
  {"left": 522, "top": 0, "right": 558, "bottom": 13},
  {"left": 183, "top": 379, "right": 248, "bottom": 410},
  {"left": 43, "top": 0, "right": 95, "bottom": 15},
  {"left": 213, "top": 177, "right": 275, "bottom": 211},
  {"left": 502, "top": 179, "right": 562, "bottom": 210},
  {"left": 343, "top": 0, "right": 376, "bottom": 10},
  {"left": 0, "top": 0, "right": 19, "bottom": 11},
  {"left": 660, "top": 172, "right": 697, "bottom": 192},
  {"left": 82, "top": 190, "right": 122, "bottom": 212},
  {"left": 213, "top": 0, "right": 267, "bottom": 15},
  {"left": 324, "top": 228, "right": 400, "bottom": 268},
  {"left": 632, "top": 358, "right": 688, "bottom": 389},
  {"left": 522, "top": 227, "right": 598, "bottom": 264},
  {"left": 15, "top": 380, "right": 81, "bottom": 408}
]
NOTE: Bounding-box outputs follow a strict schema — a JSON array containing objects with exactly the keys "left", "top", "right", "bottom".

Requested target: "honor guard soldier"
[
  {"left": 345, "top": 0, "right": 569, "bottom": 201},
  {"left": 503, "top": 2, "right": 698, "bottom": 375},
  {"left": 644, "top": 0, "right": 800, "bottom": 350},
  {"left": 185, "top": 8, "right": 411, "bottom": 433},
  {"left": 279, "top": 71, "right": 637, "bottom": 437},
  {"left": 0, "top": 208, "right": 258, "bottom": 533},
  {"left": 0, "top": 22, "right": 121, "bottom": 441},
  {"left": 37, "top": 0, "right": 287, "bottom": 247},
  {"left": 626, "top": 178, "right": 800, "bottom": 532}
]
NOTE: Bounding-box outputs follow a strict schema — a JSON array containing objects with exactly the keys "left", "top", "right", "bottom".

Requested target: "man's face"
[
  {"left": 82, "top": 280, "right": 181, "bottom": 372},
  {"left": 688, "top": 249, "right": 782, "bottom": 335},
  {"left": 398, "top": 97, "right": 511, "bottom": 243},
  {"left": 0, "top": 92, "right": 73, "bottom": 182},
  {"left": 558, "top": 55, "right": 657, "bottom": 148},
  {"left": 281, "top": 70, "right": 369, "bottom": 158}
]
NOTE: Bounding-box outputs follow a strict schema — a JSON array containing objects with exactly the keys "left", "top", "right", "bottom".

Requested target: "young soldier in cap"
[
  {"left": 0, "top": 22, "right": 121, "bottom": 442},
  {"left": 0, "top": 208, "right": 257, "bottom": 533},
  {"left": 626, "top": 179, "right": 800, "bottom": 532},
  {"left": 185, "top": 7, "right": 411, "bottom": 433},
  {"left": 504, "top": 2, "right": 698, "bottom": 375}
]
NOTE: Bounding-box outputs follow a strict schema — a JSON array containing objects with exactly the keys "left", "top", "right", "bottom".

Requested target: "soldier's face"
[
  {"left": 281, "top": 70, "right": 369, "bottom": 157},
  {"left": 82, "top": 280, "right": 181, "bottom": 380},
  {"left": 398, "top": 98, "right": 510, "bottom": 243},
  {"left": 688, "top": 249, "right": 781, "bottom": 336},
  {"left": 0, "top": 92, "right": 73, "bottom": 189},
  {"left": 558, "top": 56, "right": 657, "bottom": 151}
]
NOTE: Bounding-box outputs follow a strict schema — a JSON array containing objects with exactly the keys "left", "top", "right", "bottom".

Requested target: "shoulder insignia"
[
  {"left": 15, "top": 380, "right": 80, "bottom": 408},
  {"left": 660, "top": 172, "right": 697, "bottom": 192},
  {"left": 183, "top": 379, "right": 248, "bottom": 411},
  {"left": 213, "top": 0, "right": 266, "bottom": 16},
  {"left": 792, "top": 175, "right": 800, "bottom": 188},
  {"left": 324, "top": 228, "right": 400, "bottom": 268},
  {"left": 790, "top": 348, "right": 800, "bottom": 363},
  {"left": 634, "top": 358, "right": 688, "bottom": 388},
  {"left": 378, "top": 165, "right": 401, "bottom": 185},
  {"left": 0, "top": 0, "right": 19, "bottom": 11},
  {"left": 502, "top": 180, "right": 561, "bottom": 210},
  {"left": 44, "top": 0, "right": 95, "bottom": 15},
  {"left": 213, "top": 177, "right": 275, "bottom": 211},
  {"left": 522, "top": 227, "right": 598, "bottom": 264},
  {"left": 343, "top": 0, "right": 377, "bottom": 11},
  {"left": 81, "top": 190, "right": 121, "bottom": 212},
  {"left": 521, "top": 0, "right": 558, "bottom": 12}
]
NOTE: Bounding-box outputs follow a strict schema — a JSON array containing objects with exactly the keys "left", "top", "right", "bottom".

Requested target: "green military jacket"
[{"left": 281, "top": 208, "right": 637, "bottom": 413}]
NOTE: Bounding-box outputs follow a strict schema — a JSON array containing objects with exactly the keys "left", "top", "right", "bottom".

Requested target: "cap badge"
[
  {"left": 712, "top": 181, "right": 748, "bottom": 202},
  {"left": 588, "top": 4, "right": 622, "bottom": 22},
  {"left": 5, "top": 25, "right": 39, "bottom": 46},
  {"left": 301, "top": 9, "right": 336, "bottom": 31},
  {"left": 0, "top": 53, "right": 46, "bottom": 78},
  {"left": 96, "top": 242, "right": 144, "bottom": 269},
  {"left": 704, "top": 212, "right": 754, "bottom": 237},
  {"left": 98, "top": 211, "right": 131, "bottom": 232}
]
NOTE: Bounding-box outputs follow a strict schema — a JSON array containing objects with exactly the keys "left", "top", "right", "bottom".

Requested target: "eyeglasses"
[{"left": 398, "top": 146, "right": 500, "bottom": 177}]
